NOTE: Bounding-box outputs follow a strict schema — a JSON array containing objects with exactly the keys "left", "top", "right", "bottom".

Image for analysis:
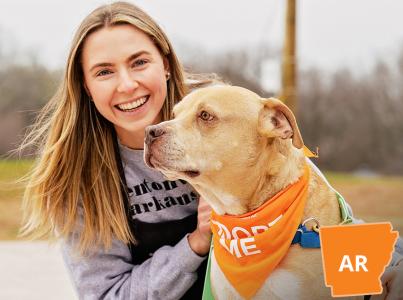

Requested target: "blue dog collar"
[{"left": 291, "top": 223, "right": 321, "bottom": 248}]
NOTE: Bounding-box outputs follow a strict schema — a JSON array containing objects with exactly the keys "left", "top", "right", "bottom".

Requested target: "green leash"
[
  {"left": 336, "top": 191, "right": 353, "bottom": 225},
  {"left": 202, "top": 242, "right": 215, "bottom": 300}
]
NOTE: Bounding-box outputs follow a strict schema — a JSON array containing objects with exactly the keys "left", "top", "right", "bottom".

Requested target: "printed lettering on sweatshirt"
[{"left": 127, "top": 178, "right": 197, "bottom": 217}]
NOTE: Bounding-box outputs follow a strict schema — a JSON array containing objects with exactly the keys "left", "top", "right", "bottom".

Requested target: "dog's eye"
[{"left": 199, "top": 110, "right": 214, "bottom": 121}]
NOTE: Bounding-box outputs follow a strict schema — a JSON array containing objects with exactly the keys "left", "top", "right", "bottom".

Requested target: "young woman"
[
  {"left": 20, "top": 1, "right": 403, "bottom": 299},
  {"left": 20, "top": 2, "right": 214, "bottom": 299}
]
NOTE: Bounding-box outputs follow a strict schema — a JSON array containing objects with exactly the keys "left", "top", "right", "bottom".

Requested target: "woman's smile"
[{"left": 115, "top": 95, "right": 149, "bottom": 112}]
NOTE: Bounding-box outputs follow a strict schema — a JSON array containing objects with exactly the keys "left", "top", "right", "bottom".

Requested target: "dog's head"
[{"left": 144, "top": 85, "right": 304, "bottom": 214}]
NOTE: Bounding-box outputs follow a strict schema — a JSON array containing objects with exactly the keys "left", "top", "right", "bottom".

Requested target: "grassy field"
[
  {"left": 0, "top": 160, "right": 402, "bottom": 240},
  {"left": 328, "top": 172, "right": 403, "bottom": 235},
  {"left": 0, "top": 160, "right": 33, "bottom": 240}
]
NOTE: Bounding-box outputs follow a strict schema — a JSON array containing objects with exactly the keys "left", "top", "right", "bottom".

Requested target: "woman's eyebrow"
[
  {"left": 89, "top": 62, "right": 112, "bottom": 72},
  {"left": 126, "top": 50, "right": 151, "bottom": 63},
  {"left": 89, "top": 50, "right": 152, "bottom": 72}
]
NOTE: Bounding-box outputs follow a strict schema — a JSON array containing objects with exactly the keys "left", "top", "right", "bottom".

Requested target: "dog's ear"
[{"left": 258, "top": 97, "right": 303, "bottom": 149}]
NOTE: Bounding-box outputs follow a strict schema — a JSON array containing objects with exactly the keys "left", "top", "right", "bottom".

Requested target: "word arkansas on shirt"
[{"left": 127, "top": 178, "right": 198, "bottom": 216}]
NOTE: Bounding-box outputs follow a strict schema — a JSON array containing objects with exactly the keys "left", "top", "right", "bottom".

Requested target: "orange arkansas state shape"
[{"left": 319, "top": 223, "right": 398, "bottom": 297}]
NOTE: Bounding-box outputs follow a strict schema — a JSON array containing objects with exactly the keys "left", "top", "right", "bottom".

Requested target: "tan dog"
[{"left": 144, "top": 85, "right": 349, "bottom": 299}]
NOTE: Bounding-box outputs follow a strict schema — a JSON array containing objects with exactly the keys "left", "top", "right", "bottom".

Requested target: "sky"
[{"left": 1, "top": 0, "right": 403, "bottom": 88}]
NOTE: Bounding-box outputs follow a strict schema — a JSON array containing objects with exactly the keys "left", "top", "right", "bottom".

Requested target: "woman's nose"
[{"left": 117, "top": 70, "right": 138, "bottom": 93}]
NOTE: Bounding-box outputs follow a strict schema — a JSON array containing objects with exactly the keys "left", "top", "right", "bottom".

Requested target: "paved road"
[{"left": 0, "top": 241, "right": 77, "bottom": 300}]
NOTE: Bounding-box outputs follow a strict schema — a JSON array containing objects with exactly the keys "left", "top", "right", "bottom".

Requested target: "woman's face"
[{"left": 81, "top": 24, "right": 169, "bottom": 148}]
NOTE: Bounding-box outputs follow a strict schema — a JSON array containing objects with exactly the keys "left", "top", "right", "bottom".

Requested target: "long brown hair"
[{"left": 20, "top": 2, "right": 189, "bottom": 255}]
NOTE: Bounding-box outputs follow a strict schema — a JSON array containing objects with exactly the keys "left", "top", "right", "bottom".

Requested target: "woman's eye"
[
  {"left": 199, "top": 111, "right": 214, "bottom": 121},
  {"left": 96, "top": 69, "right": 112, "bottom": 77},
  {"left": 132, "top": 59, "right": 148, "bottom": 68}
]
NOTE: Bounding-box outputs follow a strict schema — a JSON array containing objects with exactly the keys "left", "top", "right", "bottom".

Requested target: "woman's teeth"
[{"left": 117, "top": 96, "right": 148, "bottom": 111}]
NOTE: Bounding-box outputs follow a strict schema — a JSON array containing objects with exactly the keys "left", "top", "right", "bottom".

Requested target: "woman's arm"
[
  {"left": 61, "top": 197, "right": 211, "bottom": 300},
  {"left": 62, "top": 231, "right": 206, "bottom": 300}
]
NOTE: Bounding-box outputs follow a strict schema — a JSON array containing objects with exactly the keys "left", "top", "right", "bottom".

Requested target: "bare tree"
[
  {"left": 0, "top": 63, "right": 60, "bottom": 155},
  {"left": 1, "top": 39, "right": 403, "bottom": 174}
]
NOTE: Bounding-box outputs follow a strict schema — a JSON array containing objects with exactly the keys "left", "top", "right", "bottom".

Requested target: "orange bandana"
[{"left": 211, "top": 165, "right": 310, "bottom": 299}]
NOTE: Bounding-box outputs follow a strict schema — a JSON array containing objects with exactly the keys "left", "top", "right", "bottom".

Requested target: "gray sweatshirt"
[{"left": 62, "top": 143, "right": 207, "bottom": 300}]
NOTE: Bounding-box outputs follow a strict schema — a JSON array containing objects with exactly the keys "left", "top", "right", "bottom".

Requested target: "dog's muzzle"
[
  {"left": 144, "top": 124, "right": 201, "bottom": 178},
  {"left": 144, "top": 124, "right": 167, "bottom": 168}
]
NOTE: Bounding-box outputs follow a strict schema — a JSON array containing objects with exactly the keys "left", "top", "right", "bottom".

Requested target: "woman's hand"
[
  {"left": 188, "top": 197, "right": 212, "bottom": 256},
  {"left": 375, "top": 260, "right": 403, "bottom": 300}
]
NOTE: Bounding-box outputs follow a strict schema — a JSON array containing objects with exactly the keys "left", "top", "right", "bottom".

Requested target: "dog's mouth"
[
  {"left": 144, "top": 149, "right": 154, "bottom": 169},
  {"left": 145, "top": 151, "right": 201, "bottom": 178},
  {"left": 182, "top": 170, "right": 200, "bottom": 178}
]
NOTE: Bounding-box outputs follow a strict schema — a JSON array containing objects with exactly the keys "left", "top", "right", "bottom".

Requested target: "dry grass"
[
  {"left": 0, "top": 160, "right": 402, "bottom": 240},
  {"left": 327, "top": 173, "right": 403, "bottom": 235},
  {"left": 0, "top": 160, "right": 33, "bottom": 240}
]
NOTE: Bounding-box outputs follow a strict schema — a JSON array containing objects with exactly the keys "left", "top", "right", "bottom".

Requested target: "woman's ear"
[
  {"left": 163, "top": 57, "right": 170, "bottom": 80},
  {"left": 257, "top": 97, "right": 304, "bottom": 149}
]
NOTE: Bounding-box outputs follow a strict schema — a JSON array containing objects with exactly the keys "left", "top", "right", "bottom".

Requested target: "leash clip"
[{"left": 302, "top": 217, "right": 320, "bottom": 233}]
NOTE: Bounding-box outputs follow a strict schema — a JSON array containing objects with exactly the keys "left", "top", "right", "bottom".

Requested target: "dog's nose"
[{"left": 145, "top": 125, "right": 166, "bottom": 145}]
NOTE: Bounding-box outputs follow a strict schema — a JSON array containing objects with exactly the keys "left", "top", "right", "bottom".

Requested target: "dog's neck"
[
  {"left": 194, "top": 139, "right": 306, "bottom": 216},
  {"left": 247, "top": 139, "right": 305, "bottom": 212}
]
